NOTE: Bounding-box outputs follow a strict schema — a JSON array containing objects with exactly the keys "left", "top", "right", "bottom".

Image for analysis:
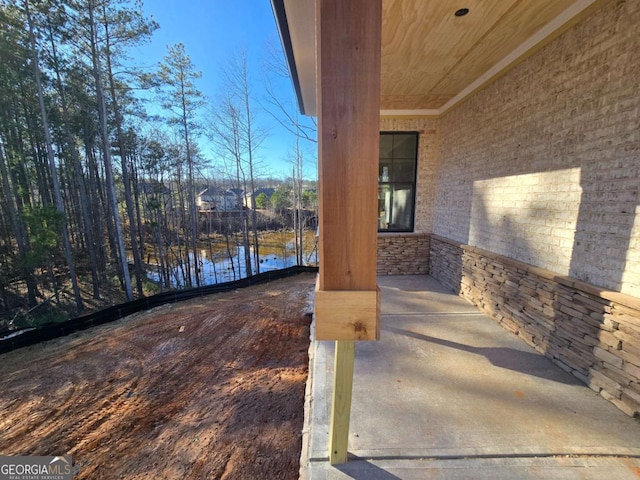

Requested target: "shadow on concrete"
[
  {"left": 383, "top": 325, "right": 582, "bottom": 385},
  {"left": 334, "top": 455, "right": 403, "bottom": 480}
]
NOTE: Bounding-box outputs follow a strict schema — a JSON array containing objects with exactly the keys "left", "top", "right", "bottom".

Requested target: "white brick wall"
[
  {"left": 434, "top": 0, "right": 640, "bottom": 297},
  {"left": 469, "top": 168, "right": 582, "bottom": 275}
]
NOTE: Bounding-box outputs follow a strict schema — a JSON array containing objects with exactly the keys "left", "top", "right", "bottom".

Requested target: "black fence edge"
[{"left": 0, "top": 266, "right": 319, "bottom": 355}]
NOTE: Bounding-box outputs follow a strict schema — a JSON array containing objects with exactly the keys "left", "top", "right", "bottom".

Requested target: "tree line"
[{"left": 0, "top": 0, "right": 316, "bottom": 329}]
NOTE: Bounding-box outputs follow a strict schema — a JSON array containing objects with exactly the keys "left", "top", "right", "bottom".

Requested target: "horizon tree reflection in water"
[{"left": 147, "top": 241, "right": 318, "bottom": 288}]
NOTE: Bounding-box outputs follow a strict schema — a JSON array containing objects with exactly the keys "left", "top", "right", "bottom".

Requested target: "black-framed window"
[{"left": 378, "top": 132, "right": 418, "bottom": 232}]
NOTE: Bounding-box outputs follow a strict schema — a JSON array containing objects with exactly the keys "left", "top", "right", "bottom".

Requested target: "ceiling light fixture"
[{"left": 455, "top": 8, "right": 470, "bottom": 17}]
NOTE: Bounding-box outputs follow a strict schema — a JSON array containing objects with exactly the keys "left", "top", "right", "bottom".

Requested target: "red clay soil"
[{"left": 0, "top": 273, "right": 316, "bottom": 479}]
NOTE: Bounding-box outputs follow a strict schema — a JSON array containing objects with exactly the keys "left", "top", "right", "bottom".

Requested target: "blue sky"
[{"left": 129, "top": 0, "right": 316, "bottom": 179}]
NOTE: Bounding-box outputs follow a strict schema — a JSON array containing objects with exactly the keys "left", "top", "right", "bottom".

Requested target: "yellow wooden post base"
[{"left": 329, "top": 340, "right": 355, "bottom": 464}]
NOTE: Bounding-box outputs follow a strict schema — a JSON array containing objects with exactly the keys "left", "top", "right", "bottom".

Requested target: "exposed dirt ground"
[{"left": 0, "top": 273, "right": 316, "bottom": 479}]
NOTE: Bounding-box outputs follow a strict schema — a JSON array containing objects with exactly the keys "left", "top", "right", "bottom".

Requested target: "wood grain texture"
[
  {"left": 315, "top": 285, "right": 380, "bottom": 341},
  {"left": 316, "top": 0, "right": 381, "bottom": 293},
  {"left": 328, "top": 340, "right": 355, "bottom": 465},
  {"left": 380, "top": 0, "right": 576, "bottom": 109}
]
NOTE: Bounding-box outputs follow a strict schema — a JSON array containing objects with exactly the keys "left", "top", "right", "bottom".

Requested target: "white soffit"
[{"left": 282, "top": 0, "right": 316, "bottom": 116}]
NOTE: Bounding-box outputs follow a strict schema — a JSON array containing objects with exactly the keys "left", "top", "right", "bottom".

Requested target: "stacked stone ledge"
[
  {"left": 430, "top": 234, "right": 640, "bottom": 418},
  {"left": 377, "top": 233, "right": 430, "bottom": 276}
]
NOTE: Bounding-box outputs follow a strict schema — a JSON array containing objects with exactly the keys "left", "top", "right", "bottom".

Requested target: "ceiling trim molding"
[
  {"left": 380, "top": 109, "right": 440, "bottom": 118},
  {"left": 437, "top": 0, "right": 605, "bottom": 115}
]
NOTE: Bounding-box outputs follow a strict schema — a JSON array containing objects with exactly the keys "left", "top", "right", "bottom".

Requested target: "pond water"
[{"left": 146, "top": 242, "right": 318, "bottom": 288}]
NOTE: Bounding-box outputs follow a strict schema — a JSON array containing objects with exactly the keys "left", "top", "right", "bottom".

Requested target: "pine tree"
[{"left": 153, "top": 43, "right": 205, "bottom": 287}]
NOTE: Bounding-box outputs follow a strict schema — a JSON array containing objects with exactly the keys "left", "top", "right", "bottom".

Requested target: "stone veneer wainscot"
[
  {"left": 377, "top": 233, "right": 430, "bottom": 276},
  {"left": 430, "top": 234, "right": 640, "bottom": 417}
]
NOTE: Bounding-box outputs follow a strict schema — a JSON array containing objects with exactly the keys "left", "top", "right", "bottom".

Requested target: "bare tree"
[
  {"left": 153, "top": 43, "right": 205, "bottom": 287},
  {"left": 212, "top": 51, "right": 267, "bottom": 275},
  {"left": 263, "top": 40, "right": 318, "bottom": 265},
  {"left": 209, "top": 96, "right": 253, "bottom": 277},
  {"left": 262, "top": 40, "right": 317, "bottom": 144},
  {"left": 291, "top": 137, "right": 304, "bottom": 265}
]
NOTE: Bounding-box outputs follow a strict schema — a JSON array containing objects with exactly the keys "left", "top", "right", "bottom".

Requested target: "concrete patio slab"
[{"left": 301, "top": 275, "right": 640, "bottom": 479}]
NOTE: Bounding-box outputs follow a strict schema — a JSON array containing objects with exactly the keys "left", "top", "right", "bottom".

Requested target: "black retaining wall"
[{"left": 0, "top": 266, "right": 318, "bottom": 355}]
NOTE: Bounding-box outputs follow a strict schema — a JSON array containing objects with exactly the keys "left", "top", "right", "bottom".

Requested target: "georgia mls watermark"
[{"left": 0, "top": 456, "right": 73, "bottom": 480}]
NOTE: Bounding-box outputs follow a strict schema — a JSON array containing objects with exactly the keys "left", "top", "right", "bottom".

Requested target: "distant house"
[
  {"left": 227, "top": 188, "right": 244, "bottom": 209},
  {"left": 196, "top": 187, "right": 238, "bottom": 212},
  {"left": 243, "top": 187, "right": 275, "bottom": 208}
]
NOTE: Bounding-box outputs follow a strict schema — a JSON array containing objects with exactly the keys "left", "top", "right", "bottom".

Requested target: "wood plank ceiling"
[
  {"left": 380, "top": 0, "right": 575, "bottom": 110},
  {"left": 273, "top": 0, "right": 604, "bottom": 115}
]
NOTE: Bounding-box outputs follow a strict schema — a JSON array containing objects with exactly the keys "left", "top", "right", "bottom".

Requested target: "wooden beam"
[
  {"left": 329, "top": 340, "right": 355, "bottom": 465},
  {"left": 315, "top": 0, "right": 382, "bottom": 465}
]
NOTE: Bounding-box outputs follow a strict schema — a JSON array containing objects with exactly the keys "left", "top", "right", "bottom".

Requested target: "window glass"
[
  {"left": 379, "top": 160, "right": 391, "bottom": 182},
  {"left": 378, "top": 184, "right": 391, "bottom": 229},
  {"left": 392, "top": 157, "right": 415, "bottom": 182},
  {"left": 378, "top": 132, "right": 418, "bottom": 232},
  {"left": 390, "top": 184, "right": 414, "bottom": 229},
  {"left": 379, "top": 135, "right": 394, "bottom": 159},
  {"left": 391, "top": 134, "right": 417, "bottom": 159}
]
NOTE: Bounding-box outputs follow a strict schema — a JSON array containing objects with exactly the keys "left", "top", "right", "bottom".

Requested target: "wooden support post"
[
  {"left": 329, "top": 340, "right": 355, "bottom": 465},
  {"left": 315, "top": 0, "right": 382, "bottom": 465},
  {"left": 315, "top": 0, "right": 382, "bottom": 296}
]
